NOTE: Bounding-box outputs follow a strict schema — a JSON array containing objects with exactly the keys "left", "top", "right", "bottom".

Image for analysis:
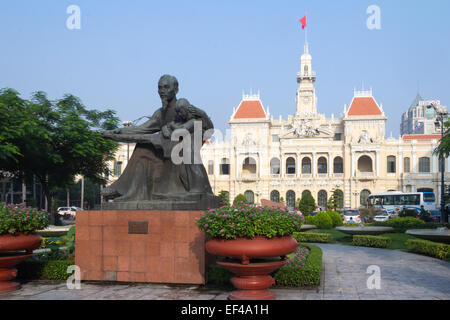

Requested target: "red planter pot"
[
  {"left": 0, "top": 233, "right": 42, "bottom": 293},
  {"left": 206, "top": 236, "right": 298, "bottom": 300},
  {"left": 206, "top": 236, "right": 298, "bottom": 265}
]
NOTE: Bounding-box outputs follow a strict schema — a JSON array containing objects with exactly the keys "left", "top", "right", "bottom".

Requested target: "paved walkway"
[{"left": 1, "top": 244, "right": 449, "bottom": 300}]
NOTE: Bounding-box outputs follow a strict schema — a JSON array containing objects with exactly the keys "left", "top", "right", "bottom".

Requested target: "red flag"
[{"left": 299, "top": 16, "right": 307, "bottom": 30}]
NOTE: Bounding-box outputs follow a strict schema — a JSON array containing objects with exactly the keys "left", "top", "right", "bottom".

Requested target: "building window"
[
  {"left": 286, "top": 190, "right": 296, "bottom": 210},
  {"left": 302, "top": 158, "right": 311, "bottom": 174},
  {"left": 272, "top": 134, "right": 280, "bottom": 143},
  {"left": 242, "top": 157, "right": 257, "bottom": 174},
  {"left": 419, "top": 157, "right": 431, "bottom": 173},
  {"left": 244, "top": 190, "right": 254, "bottom": 204},
  {"left": 387, "top": 156, "right": 396, "bottom": 173},
  {"left": 114, "top": 161, "right": 122, "bottom": 177},
  {"left": 270, "top": 158, "right": 280, "bottom": 175},
  {"left": 334, "top": 133, "right": 342, "bottom": 141},
  {"left": 358, "top": 156, "right": 373, "bottom": 173},
  {"left": 286, "top": 157, "right": 296, "bottom": 174},
  {"left": 333, "top": 157, "right": 344, "bottom": 174},
  {"left": 220, "top": 158, "right": 230, "bottom": 175},
  {"left": 302, "top": 190, "right": 311, "bottom": 198},
  {"left": 318, "top": 157, "right": 327, "bottom": 174},
  {"left": 270, "top": 190, "right": 280, "bottom": 203},
  {"left": 360, "top": 190, "right": 371, "bottom": 207},
  {"left": 208, "top": 160, "right": 214, "bottom": 175},
  {"left": 318, "top": 190, "right": 328, "bottom": 210},
  {"left": 404, "top": 157, "right": 410, "bottom": 173}
]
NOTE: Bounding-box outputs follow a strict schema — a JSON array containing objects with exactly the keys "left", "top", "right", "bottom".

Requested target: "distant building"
[{"left": 400, "top": 94, "right": 447, "bottom": 135}]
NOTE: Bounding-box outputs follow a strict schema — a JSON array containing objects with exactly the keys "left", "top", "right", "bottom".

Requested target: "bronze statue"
[{"left": 101, "top": 75, "right": 219, "bottom": 210}]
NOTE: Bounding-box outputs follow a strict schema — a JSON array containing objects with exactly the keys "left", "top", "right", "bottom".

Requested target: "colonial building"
[{"left": 198, "top": 40, "right": 449, "bottom": 210}]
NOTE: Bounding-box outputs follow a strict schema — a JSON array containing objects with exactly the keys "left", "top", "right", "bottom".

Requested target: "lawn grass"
[{"left": 305, "top": 228, "right": 417, "bottom": 251}]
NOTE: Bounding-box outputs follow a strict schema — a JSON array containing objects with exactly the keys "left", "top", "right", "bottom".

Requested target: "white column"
[
  {"left": 447, "top": 157, "right": 450, "bottom": 173},
  {"left": 312, "top": 152, "right": 317, "bottom": 178},
  {"left": 297, "top": 153, "right": 301, "bottom": 178},
  {"left": 432, "top": 154, "right": 438, "bottom": 174},
  {"left": 351, "top": 152, "right": 355, "bottom": 177},
  {"left": 412, "top": 151, "right": 417, "bottom": 173},
  {"left": 259, "top": 152, "right": 262, "bottom": 179},
  {"left": 328, "top": 152, "right": 333, "bottom": 178},
  {"left": 376, "top": 151, "right": 380, "bottom": 176},
  {"left": 398, "top": 152, "right": 403, "bottom": 175},
  {"left": 235, "top": 153, "right": 239, "bottom": 178},
  {"left": 280, "top": 154, "right": 284, "bottom": 178}
]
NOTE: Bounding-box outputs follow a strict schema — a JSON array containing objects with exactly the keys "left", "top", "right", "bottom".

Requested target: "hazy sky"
[{"left": 1, "top": 0, "right": 449, "bottom": 137}]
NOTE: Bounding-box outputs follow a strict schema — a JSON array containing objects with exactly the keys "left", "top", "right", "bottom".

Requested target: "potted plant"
[
  {"left": 0, "top": 202, "right": 49, "bottom": 293},
  {"left": 196, "top": 203, "right": 303, "bottom": 300}
]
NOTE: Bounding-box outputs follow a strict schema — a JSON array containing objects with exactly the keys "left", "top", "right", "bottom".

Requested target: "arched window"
[
  {"left": 208, "top": 160, "right": 214, "bottom": 175},
  {"left": 242, "top": 157, "right": 257, "bottom": 174},
  {"left": 270, "top": 190, "right": 280, "bottom": 203},
  {"left": 318, "top": 190, "right": 328, "bottom": 210},
  {"left": 419, "top": 157, "right": 430, "bottom": 173},
  {"left": 286, "top": 190, "right": 296, "bottom": 210},
  {"left": 270, "top": 158, "right": 280, "bottom": 175},
  {"left": 220, "top": 158, "right": 230, "bottom": 175},
  {"left": 360, "top": 190, "right": 371, "bottom": 207},
  {"left": 318, "top": 157, "right": 327, "bottom": 174},
  {"left": 358, "top": 156, "right": 373, "bottom": 173},
  {"left": 286, "top": 157, "right": 296, "bottom": 174},
  {"left": 302, "top": 157, "right": 311, "bottom": 174},
  {"left": 114, "top": 161, "right": 122, "bottom": 177},
  {"left": 404, "top": 157, "right": 410, "bottom": 173},
  {"left": 244, "top": 190, "right": 254, "bottom": 204},
  {"left": 333, "top": 157, "right": 344, "bottom": 174},
  {"left": 387, "top": 156, "right": 396, "bottom": 173}
]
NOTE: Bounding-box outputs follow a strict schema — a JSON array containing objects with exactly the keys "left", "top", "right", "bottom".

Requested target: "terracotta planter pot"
[
  {"left": 0, "top": 233, "right": 42, "bottom": 293},
  {"left": 206, "top": 236, "right": 297, "bottom": 300},
  {"left": 206, "top": 236, "right": 298, "bottom": 265},
  {"left": 0, "top": 233, "right": 42, "bottom": 253}
]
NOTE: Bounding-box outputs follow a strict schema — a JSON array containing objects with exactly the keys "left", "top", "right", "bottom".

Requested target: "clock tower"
[{"left": 296, "top": 41, "right": 317, "bottom": 115}]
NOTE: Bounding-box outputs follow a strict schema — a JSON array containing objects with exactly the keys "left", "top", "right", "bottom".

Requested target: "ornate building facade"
[{"left": 199, "top": 41, "right": 449, "bottom": 210}]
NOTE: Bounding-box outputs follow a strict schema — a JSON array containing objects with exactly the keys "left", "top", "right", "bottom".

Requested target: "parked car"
[
  {"left": 57, "top": 207, "right": 82, "bottom": 219},
  {"left": 343, "top": 210, "right": 361, "bottom": 223},
  {"left": 373, "top": 212, "right": 391, "bottom": 222}
]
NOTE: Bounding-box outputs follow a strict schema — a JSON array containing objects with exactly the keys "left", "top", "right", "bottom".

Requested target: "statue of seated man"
[{"left": 101, "top": 75, "right": 217, "bottom": 206}]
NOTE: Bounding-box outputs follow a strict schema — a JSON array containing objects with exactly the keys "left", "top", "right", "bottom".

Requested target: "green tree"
[
  {"left": 297, "top": 193, "right": 316, "bottom": 216},
  {"left": 0, "top": 88, "right": 119, "bottom": 222},
  {"left": 233, "top": 194, "right": 248, "bottom": 206},
  {"left": 434, "top": 120, "right": 450, "bottom": 157},
  {"left": 327, "top": 189, "right": 344, "bottom": 211},
  {"left": 218, "top": 190, "right": 230, "bottom": 207}
]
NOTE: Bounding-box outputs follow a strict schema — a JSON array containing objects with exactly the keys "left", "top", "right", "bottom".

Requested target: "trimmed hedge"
[
  {"left": 274, "top": 243, "right": 322, "bottom": 287},
  {"left": 352, "top": 235, "right": 391, "bottom": 248},
  {"left": 293, "top": 232, "right": 332, "bottom": 243},
  {"left": 17, "top": 259, "right": 74, "bottom": 280},
  {"left": 372, "top": 217, "right": 425, "bottom": 233},
  {"left": 326, "top": 211, "right": 344, "bottom": 227},
  {"left": 406, "top": 239, "right": 450, "bottom": 260}
]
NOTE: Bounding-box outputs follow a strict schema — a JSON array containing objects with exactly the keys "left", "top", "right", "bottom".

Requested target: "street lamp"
[{"left": 427, "top": 104, "right": 449, "bottom": 223}]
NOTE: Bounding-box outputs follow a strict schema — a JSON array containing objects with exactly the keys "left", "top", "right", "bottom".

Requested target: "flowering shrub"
[
  {"left": 0, "top": 203, "right": 49, "bottom": 235},
  {"left": 195, "top": 203, "right": 303, "bottom": 239}
]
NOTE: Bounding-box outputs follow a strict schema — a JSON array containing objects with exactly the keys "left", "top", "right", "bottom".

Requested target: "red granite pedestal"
[{"left": 75, "top": 210, "right": 205, "bottom": 284}]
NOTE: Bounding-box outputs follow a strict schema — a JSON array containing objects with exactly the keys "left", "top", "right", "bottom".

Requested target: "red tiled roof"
[
  {"left": 402, "top": 134, "right": 441, "bottom": 141},
  {"left": 233, "top": 100, "right": 266, "bottom": 119},
  {"left": 347, "top": 97, "right": 382, "bottom": 116}
]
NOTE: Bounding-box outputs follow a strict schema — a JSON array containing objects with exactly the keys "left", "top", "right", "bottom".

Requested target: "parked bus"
[{"left": 367, "top": 191, "right": 436, "bottom": 213}]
